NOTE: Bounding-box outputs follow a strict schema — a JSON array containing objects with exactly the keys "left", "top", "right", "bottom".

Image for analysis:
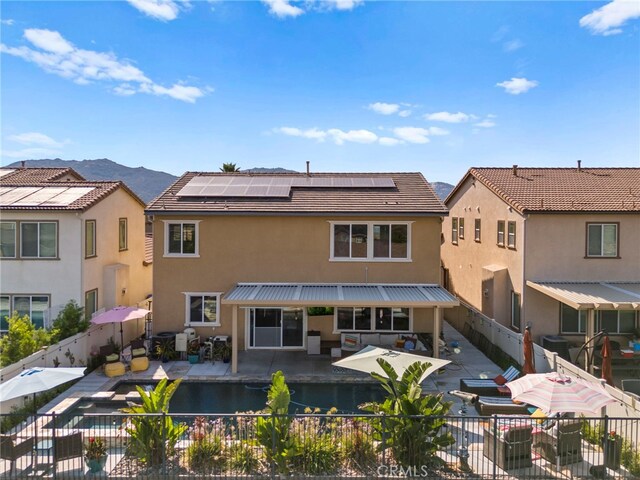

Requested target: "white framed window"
[
  {"left": 511, "top": 291, "right": 521, "bottom": 331},
  {"left": 597, "top": 310, "right": 636, "bottom": 334},
  {"left": 85, "top": 220, "right": 96, "bottom": 258},
  {"left": 11, "top": 295, "right": 50, "bottom": 330},
  {"left": 497, "top": 220, "right": 505, "bottom": 247},
  {"left": 335, "top": 306, "right": 412, "bottom": 332},
  {"left": 0, "top": 222, "right": 16, "bottom": 258},
  {"left": 458, "top": 217, "right": 465, "bottom": 239},
  {"left": 21, "top": 222, "right": 57, "bottom": 258},
  {"left": 85, "top": 289, "right": 98, "bottom": 319},
  {"left": 474, "top": 218, "right": 481, "bottom": 242},
  {"left": 0, "top": 295, "right": 10, "bottom": 331},
  {"left": 330, "top": 222, "right": 411, "bottom": 261},
  {"left": 560, "top": 304, "right": 587, "bottom": 334},
  {"left": 507, "top": 221, "right": 516, "bottom": 249},
  {"left": 183, "top": 292, "right": 221, "bottom": 326},
  {"left": 451, "top": 218, "right": 458, "bottom": 245},
  {"left": 164, "top": 221, "right": 200, "bottom": 257},
  {"left": 586, "top": 223, "right": 618, "bottom": 257},
  {"left": 119, "top": 218, "right": 128, "bottom": 251}
]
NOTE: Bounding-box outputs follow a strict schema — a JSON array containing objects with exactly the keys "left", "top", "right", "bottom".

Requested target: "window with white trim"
[
  {"left": 0, "top": 222, "right": 16, "bottom": 258},
  {"left": 335, "top": 307, "right": 412, "bottom": 332},
  {"left": 560, "top": 304, "right": 587, "bottom": 334},
  {"left": 458, "top": 218, "right": 465, "bottom": 239},
  {"left": 587, "top": 223, "right": 618, "bottom": 257},
  {"left": 507, "top": 221, "right": 516, "bottom": 249},
  {"left": 511, "top": 291, "right": 521, "bottom": 331},
  {"left": 85, "top": 220, "right": 96, "bottom": 258},
  {"left": 331, "top": 222, "right": 410, "bottom": 261},
  {"left": 451, "top": 218, "right": 458, "bottom": 245},
  {"left": 119, "top": 218, "right": 128, "bottom": 251},
  {"left": 0, "top": 295, "right": 10, "bottom": 331},
  {"left": 184, "top": 293, "right": 221, "bottom": 326},
  {"left": 474, "top": 218, "right": 481, "bottom": 242},
  {"left": 165, "top": 221, "right": 199, "bottom": 256},
  {"left": 21, "top": 222, "right": 57, "bottom": 258},
  {"left": 497, "top": 220, "right": 505, "bottom": 247},
  {"left": 10, "top": 295, "right": 49, "bottom": 330},
  {"left": 597, "top": 310, "right": 636, "bottom": 334}
]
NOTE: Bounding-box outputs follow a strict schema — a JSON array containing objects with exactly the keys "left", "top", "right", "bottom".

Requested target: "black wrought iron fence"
[{"left": 1, "top": 413, "right": 638, "bottom": 479}]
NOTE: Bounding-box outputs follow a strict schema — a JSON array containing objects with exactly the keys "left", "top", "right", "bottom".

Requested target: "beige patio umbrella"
[{"left": 333, "top": 345, "right": 450, "bottom": 383}]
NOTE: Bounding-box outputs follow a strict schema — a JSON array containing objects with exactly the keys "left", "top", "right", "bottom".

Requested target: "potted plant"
[
  {"left": 85, "top": 436, "right": 108, "bottom": 473},
  {"left": 215, "top": 341, "right": 232, "bottom": 364},
  {"left": 187, "top": 340, "right": 201, "bottom": 364},
  {"left": 155, "top": 338, "right": 176, "bottom": 363},
  {"left": 603, "top": 430, "right": 622, "bottom": 470}
]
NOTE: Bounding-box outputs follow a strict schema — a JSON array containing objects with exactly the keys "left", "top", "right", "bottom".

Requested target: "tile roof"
[
  {"left": 0, "top": 167, "right": 145, "bottom": 211},
  {"left": 449, "top": 167, "right": 640, "bottom": 213},
  {"left": 146, "top": 172, "right": 447, "bottom": 215}
]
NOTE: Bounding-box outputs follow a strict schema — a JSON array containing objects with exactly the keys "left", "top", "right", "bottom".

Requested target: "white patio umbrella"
[
  {"left": 333, "top": 345, "right": 450, "bottom": 383},
  {"left": 90, "top": 306, "right": 150, "bottom": 350},
  {"left": 506, "top": 371, "right": 616, "bottom": 414},
  {"left": 0, "top": 367, "right": 86, "bottom": 403}
]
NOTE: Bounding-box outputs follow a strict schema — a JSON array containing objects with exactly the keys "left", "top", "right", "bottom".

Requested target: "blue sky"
[{"left": 1, "top": 0, "right": 639, "bottom": 184}]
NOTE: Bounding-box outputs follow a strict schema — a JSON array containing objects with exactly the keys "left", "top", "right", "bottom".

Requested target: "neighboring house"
[
  {"left": 146, "top": 172, "right": 458, "bottom": 373},
  {"left": 0, "top": 167, "right": 152, "bottom": 331},
  {"left": 442, "top": 165, "right": 640, "bottom": 348}
]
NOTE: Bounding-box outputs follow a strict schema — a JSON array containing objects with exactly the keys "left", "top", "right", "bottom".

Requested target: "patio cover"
[
  {"left": 222, "top": 283, "right": 459, "bottom": 307},
  {"left": 526, "top": 281, "right": 640, "bottom": 310}
]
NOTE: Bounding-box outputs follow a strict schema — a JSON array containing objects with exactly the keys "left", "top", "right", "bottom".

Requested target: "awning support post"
[
  {"left": 434, "top": 306, "right": 441, "bottom": 359},
  {"left": 232, "top": 305, "right": 238, "bottom": 374}
]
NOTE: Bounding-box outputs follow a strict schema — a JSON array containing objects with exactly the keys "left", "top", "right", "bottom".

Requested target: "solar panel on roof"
[
  {"left": 372, "top": 178, "right": 396, "bottom": 187},
  {"left": 266, "top": 185, "right": 291, "bottom": 197},
  {"left": 41, "top": 187, "right": 95, "bottom": 206},
  {"left": 0, "top": 187, "right": 41, "bottom": 206},
  {"left": 0, "top": 169, "right": 15, "bottom": 178},
  {"left": 13, "top": 187, "right": 67, "bottom": 206}
]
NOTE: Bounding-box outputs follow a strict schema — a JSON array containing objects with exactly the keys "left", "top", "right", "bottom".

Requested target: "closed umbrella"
[
  {"left": 90, "top": 306, "right": 150, "bottom": 351},
  {"left": 0, "top": 367, "right": 86, "bottom": 403},
  {"left": 523, "top": 326, "right": 536, "bottom": 374},
  {"left": 506, "top": 371, "right": 615, "bottom": 414},
  {"left": 333, "top": 345, "right": 450, "bottom": 383},
  {"left": 600, "top": 336, "right": 614, "bottom": 387}
]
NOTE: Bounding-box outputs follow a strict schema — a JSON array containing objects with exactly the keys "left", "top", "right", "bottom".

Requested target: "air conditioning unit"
[{"left": 542, "top": 335, "right": 571, "bottom": 361}]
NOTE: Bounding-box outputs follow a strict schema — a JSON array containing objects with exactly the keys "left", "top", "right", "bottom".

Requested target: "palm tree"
[{"left": 220, "top": 162, "right": 240, "bottom": 172}]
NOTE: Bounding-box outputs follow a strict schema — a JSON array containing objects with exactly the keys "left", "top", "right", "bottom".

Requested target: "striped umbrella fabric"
[{"left": 506, "top": 372, "right": 615, "bottom": 414}]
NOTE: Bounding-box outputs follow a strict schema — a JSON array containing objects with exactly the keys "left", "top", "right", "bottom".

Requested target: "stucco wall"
[
  {"left": 442, "top": 177, "right": 524, "bottom": 327},
  {"left": 152, "top": 214, "right": 443, "bottom": 347}
]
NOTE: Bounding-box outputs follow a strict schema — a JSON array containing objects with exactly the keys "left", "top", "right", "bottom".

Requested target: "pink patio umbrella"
[
  {"left": 506, "top": 371, "right": 615, "bottom": 414},
  {"left": 90, "top": 306, "right": 150, "bottom": 351}
]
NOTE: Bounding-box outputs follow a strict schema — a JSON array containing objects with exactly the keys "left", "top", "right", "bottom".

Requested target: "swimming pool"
[{"left": 113, "top": 381, "right": 385, "bottom": 414}]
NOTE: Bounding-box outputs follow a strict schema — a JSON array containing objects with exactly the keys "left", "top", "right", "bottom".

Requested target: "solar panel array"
[
  {"left": 0, "top": 186, "right": 96, "bottom": 207},
  {"left": 177, "top": 176, "right": 396, "bottom": 198}
]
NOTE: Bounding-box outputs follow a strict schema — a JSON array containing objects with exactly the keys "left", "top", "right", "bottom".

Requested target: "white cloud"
[
  {"left": 496, "top": 77, "right": 539, "bottom": 95},
  {"left": 8, "top": 132, "right": 68, "bottom": 148},
  {"left": 491, "top": 26, "right": 510, "bottom": 43},
  {"left": 579, "top": 0, "right": 640, "bottom": 36},
  {"left": 328, "top": 0, "right": 363, "bottom": 11},
  {"left": 1, "top": 147, "right": 62, "bottom": 159},
  {"left": 327, "top": 128, "right": 377, "bottom": 145},
  {"left": 427, "top": 126, "right": 450, "bottom": 136},
  {"left": 398, "top": 110, "right": 412, "bottom": 118},
  {"left": 127, "top": 0, "right": 184, "bottom": 21},
  {"left": 1, "top": 29, "right": 207, "bottom": 103},
  {"left": 1, "top": 19, "right": 15, "bottom": 26},
  {"left": 503, "top": 39, "right": 524, "bottom": 52},
  {"left": 276, "top": 127, "right": 327, "bottom": 141},
  {"left": 393, "top": 127, "right": 430, "bottom": 144},
  {"left": 424, "top": 111, "right": 474, "bottom": 123},
  {"left": 474, "top": 119, "right": 496, "bottom": 128},
  {"left": 262, "top": 0, "right": 305, "bottom": 18},
  {"left": 368, "top": 102, "right": 400, "bottom": 115},
  {"left": 379, "top": 137, "right": 402, "bottom": 146}
]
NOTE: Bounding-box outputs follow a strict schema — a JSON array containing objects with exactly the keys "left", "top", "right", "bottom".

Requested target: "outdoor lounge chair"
[
  {"left": 460, "top": 365, "right": 520, "bottom": 396},
  {"left": 534, "top": 420, "right": 583, "bottom": 467},
  {"left": 483, "top": 423, "right": 533, "bottom": 470},
  {"left": 474, "top": 396, "right": 530, "bottom": 416},
  {"left": 130, "top": 338, "right": 147, "bottom": 358},
  {"left": 0, "top": 434, "right": 34, "bottom": 473}
]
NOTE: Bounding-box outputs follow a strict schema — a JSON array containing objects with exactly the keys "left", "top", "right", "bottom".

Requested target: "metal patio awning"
[
  {"left": 222, "top": 283, "right": 459, "bottom": 308},
  {"left": 526, "top": 281, "right": 640, "bottom": 310}
]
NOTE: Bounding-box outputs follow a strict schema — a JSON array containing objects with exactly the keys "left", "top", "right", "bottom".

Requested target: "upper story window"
[
  {"left": 21, "top": 222, "right": 57, "bottom": 258},
  {"left": 474, "top": 218, "right": 481, "bottom": 242},
  {"left": 0, "top": 222, "right": 16, "bottom": 258},
  {"left": 458, "top": 218, "right": 465, "bottom": 239},
  {"left": 184, "top": 292, "right": 221, "bottom": 326},
  {"left": 85, "top": 220, "right": 96, "bottom": 258},
  {"left": 507, "top": 221, "right": 516, "bottom": 249},
  {"left": 586, "top": 223, "right": 618, "bottom": 258},
  {"left": 451, "top": 218, "right": 458, "bottom": 245},
  {"left": 119, "top": 218, "right": 128, "bottom": 251},
  {"left": 164, "top": 221, "right": 199, "bottom": 257},
  {"left": 336, "top": 306, "right": 412, "bottom": 332},
  {"left": 330, "top": 222, "right": 410, "bottom": 261},
  {"left": 497, "top": 220, "right": 505, "bottom": 247}
]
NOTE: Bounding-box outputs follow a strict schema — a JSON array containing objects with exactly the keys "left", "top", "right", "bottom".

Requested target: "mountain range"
[{"left": 5, "top": 159, "right": 454, "bottom": 203}]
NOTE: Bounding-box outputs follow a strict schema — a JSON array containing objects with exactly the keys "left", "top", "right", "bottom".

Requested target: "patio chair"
[
  {"left": 99, "top": 345, "right": 120, "bottom": 364},
  {"left": 474, "top": 396, "right": 530, "bottom": 416},
  {"left": 483, "top": 423, "right": 533, "bottom": 470},
  {"left": 460, "top": 365, "right": 520, "bottom": 396},
  {"left": 534, "top": 420, "right": 583, "bottom": 467},
  {"left": 100, "top": 345, "right": 125, "bottom": 377},
  {"left": 39, "top": 432, "right": 84, "bottom": 474},
  {"left": 130, "top": 338, "right": 147, "bottom": 358},
  {"left": 0, "top": 434, "right": 34, "bottom": 473}
]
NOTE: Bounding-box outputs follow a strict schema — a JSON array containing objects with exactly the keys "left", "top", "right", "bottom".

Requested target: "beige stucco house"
[
  {"left": 442, "top": 165, "right": 640, "bottom": 350},
  {"left": 147, "top": 171, "right": 458, "bottom": 373},
  {"left": 0, "top": 167, "right": 152, "bottom": 331}
]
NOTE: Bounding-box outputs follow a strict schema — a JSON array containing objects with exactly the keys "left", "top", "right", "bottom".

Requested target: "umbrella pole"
[{"left": 120, "top": 324, "right": 124, "bottom": 355}]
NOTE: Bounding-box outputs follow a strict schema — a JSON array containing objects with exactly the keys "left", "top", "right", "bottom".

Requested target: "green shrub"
[
  {"left": 0, "top": 312, "right": 50, "bottom": 367},
  {"left": 186, "top": 435, "right": 224, "bottom": 474},
  {"left": 50, "top": 300, "right": 89, "bottom": 343},
  {"left": 228, "top": 442, "right": 261, "bottom": 474},
  {"left": 621, "top": 439, "right": 640, "bottom": 476},
  {"left": 307, "top": 307, "right": 334, "bottom": 316},
  {"left": 342, "top": 419, "right": 377, "bottom": 474},
  {"left": 580, "top": 416, "right": 604, "bottom": 445},
  {"left": 290, "top": 425, "right": 341, "bottom": 475}
]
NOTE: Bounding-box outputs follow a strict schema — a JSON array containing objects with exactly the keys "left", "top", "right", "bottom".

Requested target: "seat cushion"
[
  {"left": 105, "top": 362, "right": 125, "bottom": 377},
  {"left": 379, "top": 334, "right": 398, "bottom": 347},
  {"left": 131, "top": 356, "right": 149, "bottom": 372},
  {"left": 360, "top": 333, "right": 380, "bottom": 346},
  {"left": 105, "top": 353, "right": 120, "bottom": 363},
  {"left": 341, "top": 333, "right": 360, "bottom": 351},
  {"left": 132, "top": 348, "right": 147, "bottom": 357}
]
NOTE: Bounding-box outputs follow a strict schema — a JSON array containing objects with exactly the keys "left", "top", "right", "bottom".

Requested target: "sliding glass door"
[{"left": 248, "top": 307, "right": 304, "bottom": 348}]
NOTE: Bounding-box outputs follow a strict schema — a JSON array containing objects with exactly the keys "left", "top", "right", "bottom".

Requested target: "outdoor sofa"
[
  {"left": 483, "top": 421, "right": 533, "bottom": 470},
  {"left": 533, "top": 420, "right": 583, "bottom": 467}
]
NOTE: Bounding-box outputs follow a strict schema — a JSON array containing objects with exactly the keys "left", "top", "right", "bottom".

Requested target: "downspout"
[{"left": 521, "top": 212, "right": 528, "bottom": 332}]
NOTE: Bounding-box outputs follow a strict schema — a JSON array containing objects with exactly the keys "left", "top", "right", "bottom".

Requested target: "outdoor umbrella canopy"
[
  {"left": 600, "top": 336, "right": 614, "bottom": 387},
  {"left": 506, "top": 371, "right": 615, "bottom": 414},
  {"left": 522, "top": 326, "right": 536, "bottom": 374},
  {"left": 90, "top": 306, "right": 150, "bottom": 349},
  {"left": 0, "top": 367, "right": 86, "bottom": 403},
  {"left": 333, "top": 345, "right": 450, "bottom": 383}
]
